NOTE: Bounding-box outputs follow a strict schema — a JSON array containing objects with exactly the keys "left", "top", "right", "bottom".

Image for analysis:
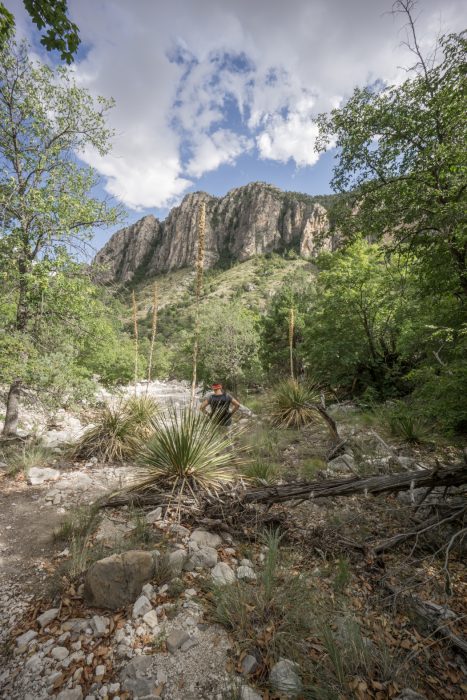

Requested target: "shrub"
[
  {"left": 129, "top": 407, "right": 243, "bottom": 498},
  {"left": 242, "top": 460, "right": 279, "bottom": 485},
  {"left": 386, "top": 403, "right": 430, "bottom": 444},
  {"left": 71, "top": 400, "right": 145, "bottom": 462},
  {"left": 269, "top": 379, "right": 322, "bottom": 429}
]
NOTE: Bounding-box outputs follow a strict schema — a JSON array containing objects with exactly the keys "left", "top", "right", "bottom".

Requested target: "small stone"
[
  {"left": 241, "top": 654, "right": 258, "bottom": 675},
  {"left": 269, "top": 658, "right": 302, "bottom": 696},
  {"left": 91, "top": 615, "right": 107, "bottom": 636},
  {"left": 395, "top": 691, "right": 428, "bottom": 700},
  {"left": 142, "top": 583, "right": 154, "bottom": 598},
  {"left": 27, "top": 467, "right": 60, "bottom": 485},
  {"left": 158, "top": 583, "right": 169, "bottom": 594},
  {"left": 168, "top": 549, "right": 187, "bottom": 574},
  {"left": 142, "top": 610, "right": 159, "bottom": 629},
  {"left": 237, "top": 566, "right": 257, "bottom": 581},
  {"left": 184, "top": 588, "right": 197, "bottom": 597},
  {"left": 16, "top": 629, "right": 37, "bottom": 647},
  {"left": 108, "top": 683, "right": 120, "bottom": 694},
  {"left": 51, "top": 646, "right": 69, "bottom": 661},
  {"left": 240, "top": 558, "right": 253, "bottom": 567},
  {"left": 37, "top": 607, "right": 59, "bottom": 628},
  {"left": 56, "top": 689, "right": 83, "bottom": 700},
  {"left": 211, "top": 562, "right": 236, "bottom": 585},
  {"left": 166, "top": 629, "right": 190, "bottom": 653},
  {"left": 132, "top": 594, "right": 152, "bottom": 618},
  {"left": 95, "top": 664, "right": 105, "bottom": 678},
  {"left": 184, "top": 543, "right": 218, "bottom": 571},
  {"left": 145, "top": 507, "right": 162, "bottom": 523},
  {"left": 180, "top": 637, "right": 199, "bottom": 652},
  {"left": 189, "top": 529, "right": 222, "bottom": 548},
  {"left": 25, "top": 653, "right": 43, "bottom": 674},
  {"left": 241, "top": 686, "right": 262, "bottom": 700}
]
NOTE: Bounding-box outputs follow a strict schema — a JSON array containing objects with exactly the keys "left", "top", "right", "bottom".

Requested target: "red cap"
[{"left": 211, "top": 383, "right": 222, "bottom": 389}]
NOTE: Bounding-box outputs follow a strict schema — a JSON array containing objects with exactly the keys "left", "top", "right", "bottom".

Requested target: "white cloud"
[{"left": 6, "top": 0, "right": 467, "bottom": 209}]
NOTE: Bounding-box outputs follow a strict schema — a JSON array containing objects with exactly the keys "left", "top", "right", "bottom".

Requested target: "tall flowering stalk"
[
  {"left": 132, "top": 290, "right": 139, "bottom": 393},
  {"left": 190, "top": 201, "right": 206, "bottom": 407},
  {"left": 147, "top": 282, "right": 159, "bottom": 387},
  {"left": 289, "top": 306, "right": 295, "bottom": 380}
]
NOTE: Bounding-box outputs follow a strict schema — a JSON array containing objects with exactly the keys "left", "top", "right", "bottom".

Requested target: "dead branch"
[{"left": 242, "top": 463, "right": 466, "bottom": 506}]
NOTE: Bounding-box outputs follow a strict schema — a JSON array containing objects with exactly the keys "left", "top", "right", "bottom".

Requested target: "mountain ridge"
[{"left": 94, "top": 182, "right": 340, "bottom": 283}]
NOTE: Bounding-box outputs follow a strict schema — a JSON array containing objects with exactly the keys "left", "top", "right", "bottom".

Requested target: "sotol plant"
[{"left": 269, "top": 379, "right": 322, "bottom": 429}]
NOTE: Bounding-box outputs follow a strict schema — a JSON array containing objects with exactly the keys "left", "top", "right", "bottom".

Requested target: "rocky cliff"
[{"left": 94, "top": 182, "right": 338, "bottom": 283}]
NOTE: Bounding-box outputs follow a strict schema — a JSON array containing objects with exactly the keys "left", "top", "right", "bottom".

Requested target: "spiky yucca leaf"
[
  {"left": 72, "top": 395, "right": 159, "bottom": 463},
  {"left": 269, "top": 379, "right": 321, "bottom": 429},
  {"left": 130, "top": 407, "right": 241, "bottom": 496}
]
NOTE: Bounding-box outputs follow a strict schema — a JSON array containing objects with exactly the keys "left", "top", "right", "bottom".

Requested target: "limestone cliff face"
[{"left": 94, "top": 183, "right": 336, "bottom": 283}]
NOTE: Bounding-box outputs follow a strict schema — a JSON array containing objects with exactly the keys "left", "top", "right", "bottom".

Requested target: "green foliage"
[
  {"left": 3, "top": 441, "right": 54, "bottom": 477},
  {"left": 386, "top": 402, "right": 431, "bottom": 444},
  {"left": 0, "top": 2, "right": 80, "bottom": 63},
  {"left": 242, "top": 460, "right": 279, "bottom": 485},
  {"left": 269, "top": 379, "right": 321, "bottom": 429},
  {"left": 71, "top": 399, "right": 149, "bottom": 463},
  {"left": 130, "top": 407, "right": 240, "bottom": 497}
]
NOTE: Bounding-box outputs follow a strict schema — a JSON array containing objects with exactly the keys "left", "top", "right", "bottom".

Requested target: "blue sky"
[{"left": 7, "top": 0, "right": 466, "bottom": 254}]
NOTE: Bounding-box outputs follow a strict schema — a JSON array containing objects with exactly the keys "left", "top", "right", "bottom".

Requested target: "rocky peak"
[{"left": 93, "top": 183, "right": 337, "bottom": 283}]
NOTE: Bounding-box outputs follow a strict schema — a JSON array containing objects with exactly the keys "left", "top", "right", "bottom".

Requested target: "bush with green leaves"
[{"left": 129, "top": 407, "right": 243, "bottom": 498}]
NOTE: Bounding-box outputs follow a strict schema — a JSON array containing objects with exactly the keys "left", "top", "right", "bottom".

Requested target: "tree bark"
[{"left": 2, "top": 378, "right": 22, "bottom": 437}]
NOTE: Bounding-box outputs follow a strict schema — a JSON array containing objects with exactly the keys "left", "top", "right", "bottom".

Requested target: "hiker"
[{"left": 200, "top": 383, "right": 240, "bottom": 426}]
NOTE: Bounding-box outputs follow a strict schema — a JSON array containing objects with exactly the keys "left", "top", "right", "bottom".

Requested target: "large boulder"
[{"left": 84, "top": 550, "right": 156, "bottom": 609}]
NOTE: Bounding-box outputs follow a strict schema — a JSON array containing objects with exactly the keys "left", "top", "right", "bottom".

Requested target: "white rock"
[
  {"left": 240, "top": 558, "right": 253, "bottom": 567},
  {"left": 25, "top": 653, "right": 43, "bottom": 674},
  {"left": 145, "top": 507, "right": 162, "bottom": 523},
  {"left": 237, "top": 566, "right": 257, "bottom": 581},
  {"left": 141, "top": 583, "right": 154, "bottom": 598},
  {"left": 189, "top": 529, "right": 222, "bottom": 548},
  {"left": 169, "top": 549, "right": 187, "bottom": 574},
  {"left": 51, "top": 646, "right": 69, "bottom": 661},
  {"left": 27, "top": 467, "right": 60, "bottom": 485},
  {"left": 241, "top": 654, "right": 258, "bottom": 674},
  {"left": 56, "top": 688, "right": 83, "bottom": 700},
  {"left": 95, "top": 664, "right": 105, "bottom": 678},
  {"left": 37, "top": 607, "right": 60, "bottom": 628},
  {"left": 16, "top": 629, "right": 37, "bottom": 647},
  {"left": 211, "top": 562, "right": 236, "bottom": 585},
  {"left": 269, "top": 658, "right": 302, "bottom": 696},
  {"left": 142, "top": 610, "right": 159, "bottom": 629},
  {"left": 91, "top": 615, "right": 107, "bottom": 636},
  {"left": 241, "top": 686, "right": 262, "bottom": 700},
  {"left": 132, "top": 594, "right": 152, "bottom": 618}
]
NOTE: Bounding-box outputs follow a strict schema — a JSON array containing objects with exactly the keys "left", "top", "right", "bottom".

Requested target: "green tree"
[
  {"left": 1, "top": 1, "right": 80, "bottom": 63},
  {"left": 302, "top": 239, "right": 413, "bottom": 397},
  {"left": 260, "top": 269, "right": 313, "bottom": 378},
  {"left": 0, "top": 39, "right": 123, "bottom": 435},
  {"left": 316, "top": 2, "right": 467, "bottom": 297},
  {"left": 185, "top": 300, "right": 262, "bottom": 391}
]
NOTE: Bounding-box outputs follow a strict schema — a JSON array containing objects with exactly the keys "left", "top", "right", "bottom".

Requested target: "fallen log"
[{"left": 242, "top": 463, "right": 467, "bottom": 505}]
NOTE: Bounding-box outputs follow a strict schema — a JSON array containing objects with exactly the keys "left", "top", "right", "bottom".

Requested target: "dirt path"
[{"left": 0, "top": 477, "right": 64, "bottom": 589}]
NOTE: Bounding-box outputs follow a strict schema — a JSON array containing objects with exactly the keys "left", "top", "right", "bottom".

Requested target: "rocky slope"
[{"left": 94, "top": 182, "right": 338, "bottom": 283}]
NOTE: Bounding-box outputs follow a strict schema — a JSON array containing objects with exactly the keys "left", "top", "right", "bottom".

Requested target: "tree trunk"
[{"left": 2, "top": 378, "right": 22, "bottom": 437}]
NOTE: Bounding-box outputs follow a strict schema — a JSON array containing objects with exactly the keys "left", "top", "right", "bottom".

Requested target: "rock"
[
  {"left": 95, "top": 664, "right": 106, "bottom": 678},
  {"left": 241, "top": 654, "right": 258, "bottom": 675},
  {"left": 327, "top": 454, "right": 355, "bottom": 473},
  {"left": 84, "top": 550, "right": 156, "bottom": 609},
  {"left": 168, "top": 549, "right": 187, "bottom": 575},
  {"left": 145, "top": 507, "right": 162, "bottom": 523},
  {"left": 180, "top": 637, "right": 199, "bottom": 652},
  {"left": 189, "top": 529, "right": 222, "bottom": 548},
  {"left": 56, "top": 689, "right": 83, "bottom": 700},
  {"left": 16, "top": 630, "right": 37, "bottom": 647},
  {"left": 241, "top": 686, "right": 262, "bottom": 700},
  {"left": 132, "top": 595, "right": 152, "bottom": 618},
  {"left": 62, "top": 618, "right": 90, "bottom": 634},
  {"left": 211, "top": 562, "right": 236, "bottom": 585},
  {"left": 91, "top": 615, "right": 107, "bottom": 636},
  {"left": 94, "top": 516, "right": 133, "bottom": 546},
  {"left": 27, "top": 467, "right": 60, "bottom": 485},
  {"left": 94, "top": 184, "right": 332, "bottom": 283},
  {"left": 168, "top": 524, "right": 190, "bottom": 538},
  {"left": 25, "top": 653, "right": 43, "bottom": 674},
  {"left": 240, "top": 558, "right": 253, "bottom": 567},
  {"left": 395, "top": 691, "right": 428, "bottom": 700},
  {"left": 166, "top": 629, "right": 190, "bottom": 653},
  {"left": 142, "top": 610, "right": 158, "bottom": 629},
  {"left": 141, "top": 583, "right": 154, "bottom": 598},
  {"left": 37, "top": 607, "right": 59, "bottom": 628},
  {"left": 237, "top": 566, "right": 257, "bottom": 581},
  {"left": 269, "top": 658, "right": 302, "bottom": 696},
  {"left": 51, "top": 646, "right": 69, "bottom": 661},
  {"left": 184, "top": 543, "right": 218, "bottom": 571}
]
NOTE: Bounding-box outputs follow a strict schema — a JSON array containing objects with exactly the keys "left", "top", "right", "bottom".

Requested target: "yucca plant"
[
  {"left": 129, "top": 406, "right": 241, "bottom": 498},
  {"left": 269, "top": 379, "right": 322, "bottom": 429},
  {"left": 388, "top": 408, "right": 430, "bottom": 444},
  {"left": 125, "top": 395, "right": 159, "bottom": 438},
  {"left": 242, "top": 459, "right": 279, "bottom": 485},
  {"left": 71, "top": 402, "right": 143, "bottom": 462}
]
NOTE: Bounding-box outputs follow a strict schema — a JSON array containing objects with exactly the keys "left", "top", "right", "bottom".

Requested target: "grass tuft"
[
  {"left": 242, "top": 460, "right": 279, "bottom": 484},
  {"left": 4, "top": 442, "right": 54, "bottom": 477}
]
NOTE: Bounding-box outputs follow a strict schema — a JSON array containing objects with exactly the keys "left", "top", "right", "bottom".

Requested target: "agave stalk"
[
  {"left": 147, "top": 282, "right": 159, "bottom": 388},
  {"left": 132, "top": 289, "right": 139, "bottom": 393},
  {"left": 289, "top": 306, "right": 295, "bottom": 380},
  {"left": 190, "top": 201, "right": 206, "bottom": 408}
]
